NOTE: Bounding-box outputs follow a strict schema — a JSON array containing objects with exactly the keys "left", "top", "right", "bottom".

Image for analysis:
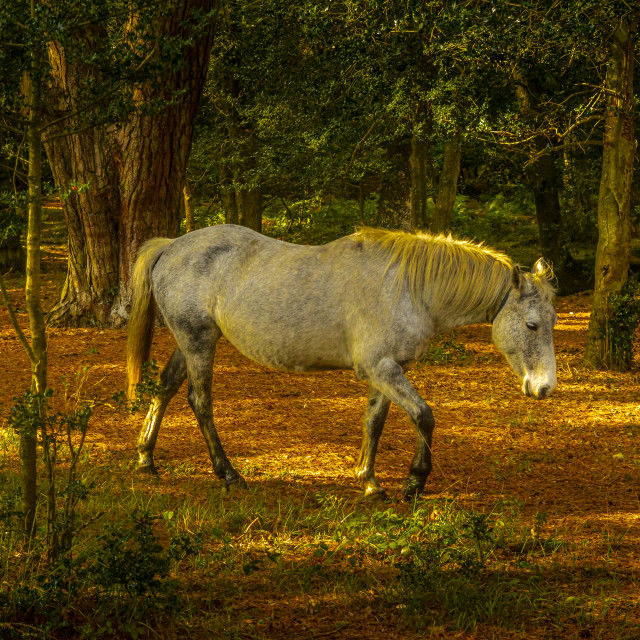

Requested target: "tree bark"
[
  {"left": 237, "top": 186, "right": 262, "bottom": 232},
  {"left": 184, "top": 181, "right": 196, "bottom": 233},
  {"left": 409, "top": 134, "right": 428, "bottom": 230},
  {"left": 585, "top": 20, "right": 636, "bottom": 368},
  {"left": 0, "top": 234, "right": 25, "bottom": 273},
  {"left": 527, "top": 135, "right": 563, "bottom": 269},
  {"left": 430, "top": 129, "right": 461, "bottom": 234},
  {"left": 514, "top": 69, "right": 581, "bottom": 294},
  {"left": 222, "top": 189, "right": 239, "bottom": 224},
  {"left": 20, "top": 15, "right": 47, "bottom": 539},
  {"left": 43, "top": 1, "right": 217, "bottom": 326},
  {"left": 376, "top": 141, "right": 411, "bottom": 229}
]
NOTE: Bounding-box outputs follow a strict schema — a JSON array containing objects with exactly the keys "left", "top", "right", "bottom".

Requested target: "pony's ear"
[
  {"left": 533, "top": 257, "right": 552, "bottom": 281},
  {"left": 511, "top": 265, "right": 522, "bottom": 291}
]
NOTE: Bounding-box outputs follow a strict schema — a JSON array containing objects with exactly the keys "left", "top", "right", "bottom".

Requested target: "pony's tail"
[{"left": 126, "top": 238, "right": 174, "bottom": 400}]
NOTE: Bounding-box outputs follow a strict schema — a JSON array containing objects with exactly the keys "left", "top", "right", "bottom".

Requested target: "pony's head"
[{"left": 491, "top": 259, "right": 557, "bottom": 400}]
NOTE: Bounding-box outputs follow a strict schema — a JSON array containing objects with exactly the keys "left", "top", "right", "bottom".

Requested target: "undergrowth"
[
  {"left": 1, "top": 445, "right": 636, "bottom": 639},
  {"left": 417, "top": 332, "right": 471, "bottom": 366}
]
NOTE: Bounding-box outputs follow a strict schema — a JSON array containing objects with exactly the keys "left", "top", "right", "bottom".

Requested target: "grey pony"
[{"left": 127, "top": 224, "right": 557, "bottom": 500}]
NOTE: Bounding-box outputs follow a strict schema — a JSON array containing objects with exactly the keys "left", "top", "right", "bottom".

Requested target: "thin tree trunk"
[
  {"left": 237, "top": 187, "right": 262, "bottom": 233},
  {"left": 358, "top": 181, "right": 365, "bottom": 225},
  {"left": 184, "top": 181, "right": 195, "bottom": 233},
  {"left": 528, "top": 135, "right": 563, "bottom": 269},
  {"left": 222, "top": 189, "right": 239, "bottom": 224},
  {"left": 586, "top": 20, "right": 636, "bottom": 367},
  {"left": 21, "top": 4, "right": 47, "bottom": 538},
  {"left": 377, "top": 141, "right": 411, "bottom": 229},
  {"left": 430, "top": 129, "right": 461, "bottom": 234},
  {"left": 514, "top": 69, "right": 580, "bottom": 293},
  {"left": 409, "top": 134, "right": 428, "bottom": 230}
]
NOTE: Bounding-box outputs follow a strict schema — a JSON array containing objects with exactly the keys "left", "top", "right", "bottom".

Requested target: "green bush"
[{"left": 608, "top": 276, "right": 640, "bottom": 370}]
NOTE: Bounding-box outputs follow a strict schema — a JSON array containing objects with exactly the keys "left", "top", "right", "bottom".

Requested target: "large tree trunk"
[
  {"left": 43, "top": 1, "right": 217, "bottom": 326},
  {"left": 44, "top": 109, "right": 120, "bottom": 324},
  {"left": 585, "top": 20, "right": 636, "bottom": 368},
  {"left": 430, "top": 129, "right": 461, "bottom": 234}
]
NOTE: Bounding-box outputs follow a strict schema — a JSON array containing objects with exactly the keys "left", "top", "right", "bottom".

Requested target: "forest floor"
[{"left": 1, "top": 242, "right": 639, "bottom": 640}]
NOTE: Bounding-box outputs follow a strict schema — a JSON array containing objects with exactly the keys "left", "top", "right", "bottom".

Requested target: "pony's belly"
[{"left": 223, "top": 332, "right": 351, "bottom": 373}]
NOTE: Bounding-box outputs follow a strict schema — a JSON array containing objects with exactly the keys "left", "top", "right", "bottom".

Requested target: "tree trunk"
[
  {"left": 514, "top": 69, "right": 581, "bottom": 293},
  {"left": 585, "top": 21, "right": 636, "bottom": 368},
  {"left": 43, "top": 1, "right": 217, "bottom": 326},
  {"left": 409, "top": 134, "right": 428, "bottom": 230},
  {"left": 44, "top": 104, "right": 120, "bottom": 325},
  {"left": 376, "top": 141, "right": 411, "bottom": 229},
  {"left": 430, "top": 129, "right": 461, "bottom": 234},
  {"left": 222, "top": 189, "right": 239, "bottom": 224},
  {"left": 184, "top": 181, "right": 196, "bottom": 233},
  {"left": 357, "top": 181, "right": 365, "bottom": 225},
  {"left": 21, "top": 22, "right": 47, "bottom": 539},
  {"left": 237, "top": 187, "right": 262, "bottom": 232},
  {"left": 0, "top": 234, "right": 25, "bottom": 273},
  {"left": 527, "top": 136, "right": 563, "bottom": 268}
]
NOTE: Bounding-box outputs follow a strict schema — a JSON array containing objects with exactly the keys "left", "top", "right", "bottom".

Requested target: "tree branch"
[
  {"left": 0, "top": 272, "right": 36, "bottom": 366},
  {"left": 349, "top": 117, "right": 381, "bottom": 165},
  {"left": 0, "top": 121, "right": 28, "bottom": 136},
  {"left": 0, "top": 163, "right": 28, "bottom": 181}
]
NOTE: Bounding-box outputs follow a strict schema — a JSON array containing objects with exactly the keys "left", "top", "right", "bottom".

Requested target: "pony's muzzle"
[
  {"left": 537, "top": 384, "right": 551, "bottom": 400},
  {"left": 522, "top": 378, "right": 555, "bottom": 400}
]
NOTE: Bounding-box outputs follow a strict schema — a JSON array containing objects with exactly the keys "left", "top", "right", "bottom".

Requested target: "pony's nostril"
[{"left": 537, "top": 385, "right": 551, "bottom": 400}]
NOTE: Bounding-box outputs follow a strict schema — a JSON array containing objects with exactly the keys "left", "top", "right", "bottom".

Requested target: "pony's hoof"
[
  {"left": 223, "top": 476, "right": 248, "bottom": 493},
  {"left": 401, "top": 478, "right": 425, "bottom": 502},
  {"left": 359, "top": 488, "right": 388, "bottom": 503},
  {"left": 359, "top": 477, "right": 387, "bottom": 501},
  {"left": 136, "top": 464, "right": 159, "bottom": 477}
]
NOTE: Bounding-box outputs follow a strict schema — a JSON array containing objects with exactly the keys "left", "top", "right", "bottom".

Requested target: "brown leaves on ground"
[{"left": 0, "top": 245, "right": 639, "bottom": 640}]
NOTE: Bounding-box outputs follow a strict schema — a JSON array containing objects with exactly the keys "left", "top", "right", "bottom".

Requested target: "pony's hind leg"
[
  {"left": 184, "top": 341, "right": 246, "bottom": 491},
  {"left": 354, "top": 386, "right": 391, "bottom": 499},
  {"left": 137, "top": 348, "right": 188, "bottom": 474},
  {"left": 365, "top": 358, "right": 435, "bottom": 501}
]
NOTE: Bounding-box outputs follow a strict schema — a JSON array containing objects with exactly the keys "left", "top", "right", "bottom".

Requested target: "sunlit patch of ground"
[{"left": 1, "top": 248, "right": 639, "bottom": 639}]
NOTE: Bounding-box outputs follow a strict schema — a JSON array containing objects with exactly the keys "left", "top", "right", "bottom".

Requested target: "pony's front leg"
[
  {"left": 354, "top": 386, "right": 391, "bottom": 499},
  {"left": 186, "top": 355, "right": 246, "bottom": 491},
  {"left": 137, "top": 348, "right": 187, "bottom": 474},
  {"left": 366, "top": 358, "right": 435, "bottom": 501}
]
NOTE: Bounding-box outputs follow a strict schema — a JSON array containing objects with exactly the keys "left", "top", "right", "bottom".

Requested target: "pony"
[{"left": 127, "top": 225, "right": 557, "bottom": 499}]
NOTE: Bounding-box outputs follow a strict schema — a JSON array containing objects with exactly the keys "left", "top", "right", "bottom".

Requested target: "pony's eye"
[{"left": 526, "top": 322, "right": 538, "bottom": 331}]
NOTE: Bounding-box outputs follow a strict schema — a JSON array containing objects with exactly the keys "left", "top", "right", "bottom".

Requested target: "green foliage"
[
  {"left": 325, "top": 499, "right": 576, "bottom": 632},
  {"left": 417, "top": 333, "right": 470, "bottom": 367},
  {"left": 84, "top": 510, "right": 174, "bottom": 598},
  {"left": 1, "top": 457, "right": 633, "bottom": 639},
  {"left": 450, "top": 192, "right": 537, "bottom": 245},
  {"left": 1, "top": 387, "right": 202, "bottom": 638},
  {"left": 8, "top": 386, "right": 93, "bottom": 560},
  {"left": 607, "top": 276, "right": 640, "bottom": 370},
  {"left": 0, "top": 192, "right": 26, "bottom": 245},
  {"left": 0, "top": 509, "right": 198, "bottom": 638},
  {"left": 262, "top": 196, "right": 375, "bottom": 245},
  {"left": 112, "top": 360, "right": 165, "bottom": 414}
]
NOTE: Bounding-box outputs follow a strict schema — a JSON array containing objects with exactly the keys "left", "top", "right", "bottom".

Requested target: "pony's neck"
[{"left": 430, "top": 282, "right": 511, "bottom": 334}]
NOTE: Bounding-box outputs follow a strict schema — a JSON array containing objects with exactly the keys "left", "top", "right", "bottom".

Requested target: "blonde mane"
[{"left": 354, "top": 227, "right": 516, "bottom": 317}]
